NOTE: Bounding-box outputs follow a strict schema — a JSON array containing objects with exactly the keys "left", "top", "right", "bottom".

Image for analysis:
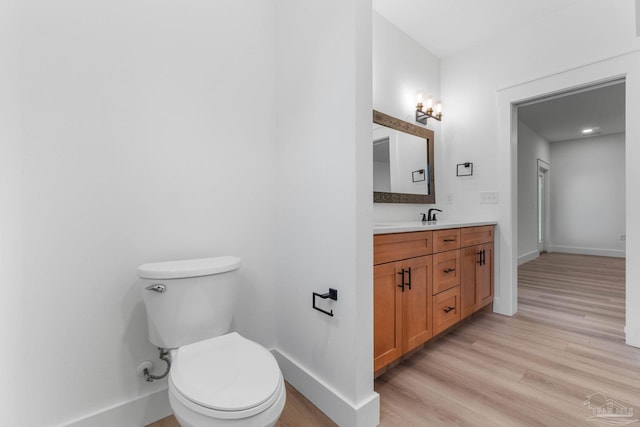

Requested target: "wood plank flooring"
[
  {"left": 149, "top": 253, "right": 636, "bottom": 427},
  {"left": 376, "top": 252, "right": 636, "bottom": 427}
]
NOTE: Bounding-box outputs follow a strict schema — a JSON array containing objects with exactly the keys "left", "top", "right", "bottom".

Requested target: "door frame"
[
  {"left": 495, "top": 52, "right": 638, "bottom": 350},
  {"left": 537, "top": 159, "right": 550, "bottom": 254}
]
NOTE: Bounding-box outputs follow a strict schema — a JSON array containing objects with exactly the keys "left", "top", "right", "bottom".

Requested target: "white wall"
[
  {"left": 275, "top": 1, "right": 379, "bottom": 425},
  {"left": 518, "top": 126, "right": 626, "bottom": 262},
  {"left": 0, "top": 0, "right": 25, "bottom": 424},
  {"left": 442, "top": 0, "right": 640, "bottom": 345},
  {"left": 372, "top": 12, "right": 444, "bottom": 222},
  {"left": 18, "top": 1, "right": 279, "bottom": 425},
  {"left": 11, "top": 1, "right": 379, "bottom": 426},
  {"left": 636, "top": 0, "right": 640, "bottom": 36},
  {"left": 549, "top": 133, "right": 626, "bottom": 257},
  {"left": 517, "top": 122, "right": 550, "bottom": 263}
]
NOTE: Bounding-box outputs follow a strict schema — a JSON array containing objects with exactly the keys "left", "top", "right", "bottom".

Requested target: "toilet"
[{"left": 138, "top": 256, "right": 286, "bottom": 427}]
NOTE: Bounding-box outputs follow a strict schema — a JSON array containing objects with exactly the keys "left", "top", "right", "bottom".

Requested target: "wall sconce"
[{"left": 416, "top": 92, "right": 442, "bottom": 124}]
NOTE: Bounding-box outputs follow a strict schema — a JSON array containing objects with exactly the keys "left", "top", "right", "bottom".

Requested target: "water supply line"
[{"left": 144, "top": 348, "right": 171, "bottom": 382}]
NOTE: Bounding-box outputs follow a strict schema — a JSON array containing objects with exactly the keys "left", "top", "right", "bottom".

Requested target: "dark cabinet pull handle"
[
  {"left": 443, "top": 238, "right": 457, "bottom": 242},
  {"left": 397, "top": 269, "right": 405, "bottom": 292},
  {"left": 398, "top": 268, "right": 412, "bottom": 292},
  {"left": 443, "top": 268, "right": 456, "bottom": 274},
  {"left": 477, "top": 249, "right": 487, "bottom": 265},
  {"left": 398, "top": 267, "right": 411, "bottom": 292},
  {"left": 443, "top": 306, "right": 455, "bottom": 313}
]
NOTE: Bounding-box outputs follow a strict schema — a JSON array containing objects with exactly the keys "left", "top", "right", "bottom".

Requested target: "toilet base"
[{"left": 168, "top": 374, "right": 286, "bottom": 427}]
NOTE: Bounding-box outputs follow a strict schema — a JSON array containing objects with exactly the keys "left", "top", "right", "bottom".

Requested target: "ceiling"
[
  {"left": 518, "top": 82, "right": 626, "bottom": 142},
  {"left": 372, "top": 0, "right": 582, "bottom": 59}
]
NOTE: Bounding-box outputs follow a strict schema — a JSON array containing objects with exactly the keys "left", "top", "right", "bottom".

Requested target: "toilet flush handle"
[{"left": 145, "top": 284, "right": 166, "bottom": 293}]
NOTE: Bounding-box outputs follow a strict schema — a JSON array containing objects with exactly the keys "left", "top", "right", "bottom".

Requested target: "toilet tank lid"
[{"left": 137, "top": 256, "right": 241, "bottom": 279}]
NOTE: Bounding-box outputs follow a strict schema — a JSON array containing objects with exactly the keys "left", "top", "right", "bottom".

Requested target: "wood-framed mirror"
[{"left": 373, "top": 110, "right": 435, "bottom": 204}]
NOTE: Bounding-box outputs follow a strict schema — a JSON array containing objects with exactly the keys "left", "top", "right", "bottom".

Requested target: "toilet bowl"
[
  {"left": 137, "top": 256, "right": 285, "bottom": 426},
  {"left": 168, "top": 333, "right": 286, "bottom": 427}
]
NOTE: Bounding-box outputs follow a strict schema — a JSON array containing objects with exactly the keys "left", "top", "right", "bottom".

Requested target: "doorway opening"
[
  {"left": 515, "top": 78, "right": 626, "bottom": 337},
  {"left": 516, "top": 79, "right": 625, "bottom": 263}
]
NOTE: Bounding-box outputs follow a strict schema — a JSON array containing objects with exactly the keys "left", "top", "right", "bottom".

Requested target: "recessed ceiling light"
[{"left": 582, "top": 128, "right": 594, "bottom": 134}]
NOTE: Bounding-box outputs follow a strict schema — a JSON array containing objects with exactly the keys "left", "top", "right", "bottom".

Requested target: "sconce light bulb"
[
  {"left": 436, "top": 102, "right": 442, "bottom": 113},
  {"left": 426, "top": 98, "right": 433, "bottom": 109},
  {"left": 416, "top": 92, "right": 424, "bottom": 104}
]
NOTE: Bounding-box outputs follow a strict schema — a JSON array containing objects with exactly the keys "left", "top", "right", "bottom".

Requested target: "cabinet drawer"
[
  {"left": 433, "top": 229, "right": 461, "bottom": 253},
  {"left": 433, "top": 250, "right": 460, "bottom": 294},
  {"left": 433, "top": 286, "right": 461, "bottom": 335},
  {"left": 460, "top": 225, "right": 494, "bottom": 247},
  {"left": 374, "top": 231, "right": 433, "bottom": 265}
]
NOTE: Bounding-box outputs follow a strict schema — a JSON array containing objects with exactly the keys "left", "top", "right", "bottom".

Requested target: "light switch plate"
[{"left": 480, "top": 191, "right": 499, "bottom": 204}]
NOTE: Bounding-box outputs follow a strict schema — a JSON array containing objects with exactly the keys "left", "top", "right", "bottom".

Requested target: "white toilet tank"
[{"left": 137, "top": 256, "right": 241, "bottom": 349}]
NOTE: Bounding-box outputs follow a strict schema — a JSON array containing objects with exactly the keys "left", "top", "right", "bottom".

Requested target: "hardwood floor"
[
  {"left": 146, "top": 381, "right": 337, "bottom": 427},
  {"left": 149, "top": 253, "right": 635, "bottom": 427},
  {"left": 376, "top": 252, "right": 636, "bottom": 426}
]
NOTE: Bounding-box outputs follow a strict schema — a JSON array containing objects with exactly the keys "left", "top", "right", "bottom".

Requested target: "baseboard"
[
  {"left": 625, "top": 325, "right": 640, "bottom": 348},
  {"left": 64, "top": 348, "right": 381, "bottom": 427},
  {"left": 518, "top": 250, "right": 539, "bottom": 265},
  {"left": 272, "top": 349, "right": 380, "bottom": 427},
  {"left": 549, "top": 245, "right": 626, "bottom": 258},
  {"left": 64, "top": 387, "right": 172, "bottom": 427}
]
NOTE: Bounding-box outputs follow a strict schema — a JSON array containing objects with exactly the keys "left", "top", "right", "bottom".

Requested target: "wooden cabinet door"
[
  {"left": 460, "top": 243, "right": 494, "bottom": 319},
  {"left": 460, "top": 245, "right": 481, "bottom": 319},
  {"left": 478, "top": 243, "right": 494, "bottom": 308},
  {"left": 374, "top": 262, "right": 403, "bottom": 371},
  {"left": 402, "top": 255, "right": 433, "bottom": 353}
]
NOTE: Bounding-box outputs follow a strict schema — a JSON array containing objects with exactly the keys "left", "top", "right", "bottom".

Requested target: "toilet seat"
[{"left": 170, "top": 332, "right": 283, "bottom": 420}]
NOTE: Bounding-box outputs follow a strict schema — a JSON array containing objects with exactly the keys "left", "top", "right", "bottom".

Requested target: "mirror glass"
[
  {"left": 372, "top": 110, "right": 435, "bottom": 204},
  {"left": 373, "top": 126, "right": 428, "bottom": 195}
]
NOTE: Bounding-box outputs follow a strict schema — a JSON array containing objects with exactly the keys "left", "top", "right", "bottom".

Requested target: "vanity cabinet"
[
  {"left": 374, "top": 224, "right": 494, "bottom": 372},
  {"left": 373, "top": 233, "right": 433, "bottom": 372}
]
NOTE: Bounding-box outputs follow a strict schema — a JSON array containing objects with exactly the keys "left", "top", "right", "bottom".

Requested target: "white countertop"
[{"left": 374, "top": 220, "right": 497, "bottom": 235}]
